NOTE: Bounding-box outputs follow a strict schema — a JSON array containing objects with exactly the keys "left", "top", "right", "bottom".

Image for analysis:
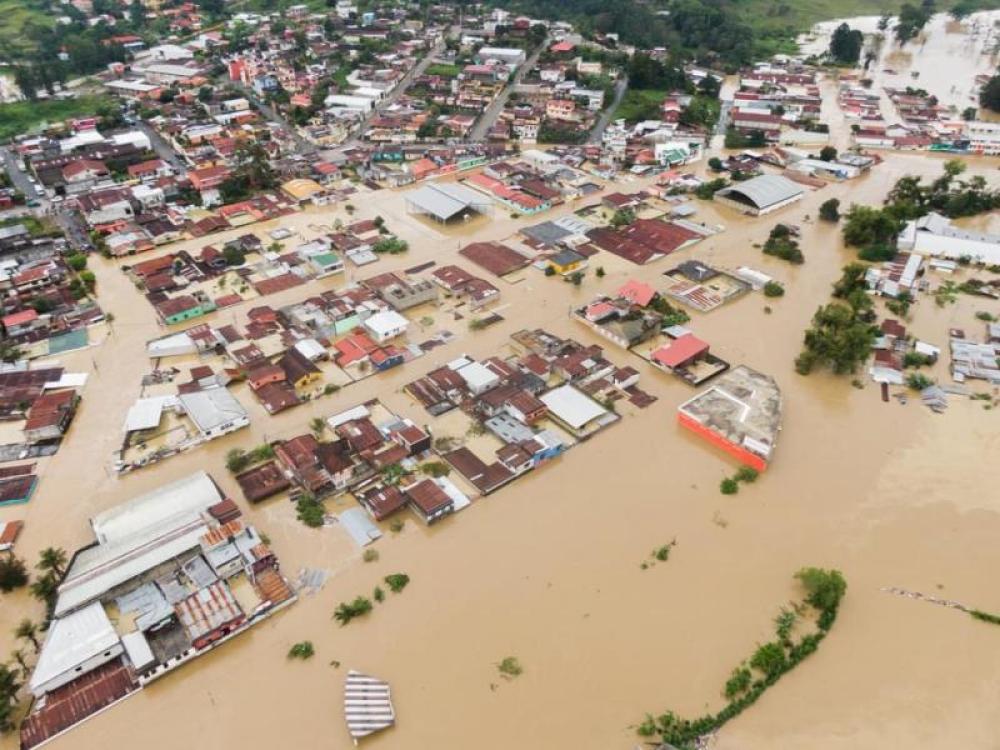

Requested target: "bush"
[
  {"left": 288, "top": 641, "right": 315, "bottom": 659},
  {"left": 373, "top": 237, "right": 409, "bottom": 255},
  {"left": 296, "top": 495, "right": 326, "bottom": 527},
  {"left": 0, "top": 556, "right": 29, "bottom": 592},
  {"left": 720, "top": 478, "right": 739, "bottom": 495},
  {"left": 762, "top": 226, "right": 804, "bottom": 264},
  {"left": 362, "top": 548, "right": 380, "bottom": 563},
  {"left": 66, "top": 253, "right": 87, "bottom": 271},
  {"left": 818, "top": 198, "right": 840, "bottom": 222},
  {"left": 334, "top": 596, "right": 373, "bottom": 625},
  {"left": 384, "top": 573, "right": 410, "bottom": 593},
  {"left": 750, "top": 641, "right": 787, "bottom": 678},
  {"left": 498, "top": 657, "right": 523, "bottom": 678},
  {"left": 763, "top": 281, "right": 785, "bottom": 298},
  {"left": 226, "top": 448, "right": 249, "bottom": 473},
  {"left": 724, "top": 666, "right": 752, "bottom": 699},
  {"left": 421, "top": 461, "right": 451, "bottom": 478},
  {"left": 906, "top": 372, "right": 934, "bottom": 391},
  {"left": 735, "top": 466, "right": 759, "bottom": 483}
]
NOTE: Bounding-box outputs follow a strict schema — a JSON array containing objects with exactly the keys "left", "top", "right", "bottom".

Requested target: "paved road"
[
  {"left": 352, "top": 29, "right": 453, "bottom": 144},
  {"left": 135, "top": 121, "right": 187, "bottom": 170},
  {"left": 587, "top": 75, "right": 628, "bottom": 145},
  {"left": 0, "top": 146, "right": 43, "bottom": 202},
  {"left": 233, "top": 84, "right": 317, "bottom": 156},
  {"left": 468, "top": 37, "right": 549, "bottom": 142}
]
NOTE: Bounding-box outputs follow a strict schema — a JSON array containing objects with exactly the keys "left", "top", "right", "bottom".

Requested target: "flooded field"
[
  {"left": 799, "top": 10, "right": 1000, "bottom": 112},
  {"left": 2, "top": 64, "right": 1000, "bottom": 750}
]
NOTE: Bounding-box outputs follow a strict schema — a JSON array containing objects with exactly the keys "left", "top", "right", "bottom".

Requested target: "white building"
[
  {"left": 364, "top": 309, "right": 410, "bottom": 343},
  {"left": 476, "top": 46, "right": 527, "bottom": 66},
  {"left": 897, "top": 212, "right": 1000, "bottom": 265},
  {"left": 177, "top": 387, "right": 250, "bottom": 439},
  {"left": 965, "top": 120, "right": 1000, "bottom": 156}
]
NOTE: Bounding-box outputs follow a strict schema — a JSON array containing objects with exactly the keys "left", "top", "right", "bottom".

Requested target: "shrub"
[
  {"left": 498, "top": 657, "right": 523, "bottom": 678},
  {"left": 724, "top": 666, "right": 752, "bottom": 699},
  {"left": 288, "top": 641, "right": 315, "bottom": 659},
  {"left": 735, "top": 466, "right": 759, "bottom": 483},
  {"left": 226, "top": 448, "right": 249, "bottom": 473},
  {"left": 333, "top": 596, "right": 373, "bottom": 625},
  {"left": 421, "top": 461, "right": 451, "bottom": 478},
  {"left": 906, "top": 372, "right": 934, "bottom": 391},
  {"left": 763, "top": 281, "right": 785, "bottom": 298},
  {"left": 384, "top": 573, "right": 410, "bottom": 593},
  {"left": 720, "top": 478, "right": 739, "bottom": 495},
  {"left": 362, "top": 548, "right": 380, "bottom": 563},
  {"left": 373, "top": 586, "right": 385, "bottom": 603},
  {"left": 296, "top": 495, "right": 325, "bottom": 527},
  {"left": 0, "top": 556, "right": 29, "bottom": 592},
  {"left": 818, "top": 198, "right": 841, "bottom": 222},
  {"left": 749, "top": 641, "right": 787, "bottom": 678},
  {"left": 389, "top": 519, "right": 405, "bottom": 533}
]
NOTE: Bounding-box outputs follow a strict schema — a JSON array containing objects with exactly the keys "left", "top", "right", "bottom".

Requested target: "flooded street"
[{"left": 3, "top": 27, "right": 1000, "bottom": 750}]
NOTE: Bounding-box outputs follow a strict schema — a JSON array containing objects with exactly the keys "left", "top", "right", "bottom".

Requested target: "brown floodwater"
[
  {"left": 1, "top": 82, "right": 1000, "bottom": 750},
  {"left": 799, "top": 10, "right": 1000, "bottom": 113}
]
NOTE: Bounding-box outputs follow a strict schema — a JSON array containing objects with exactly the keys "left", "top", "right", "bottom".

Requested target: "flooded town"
[{"left": 0, "top": 2, "right": 999, "bottom": 749}]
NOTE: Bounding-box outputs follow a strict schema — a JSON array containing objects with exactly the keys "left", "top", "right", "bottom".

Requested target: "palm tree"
[
  {"left": 14, "top": 619, "right": 39, "bottom": 653},
  {"left": 9, "top": 650, "right": 29, "bottom": 680},
  {"left": 30, "top": 572, "right": 58, "bottom": 610},
  {"left": 37, "top": 547, "right": 67, "bottom": 579}
]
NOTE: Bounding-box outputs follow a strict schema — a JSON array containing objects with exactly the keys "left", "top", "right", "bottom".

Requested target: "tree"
[
  {"left": 0, "top": 556, "right": 28, "bottom": 593},
  {"left": 795, "top": 567, "right": 847, "bottom": 627},
  {"left": 0, "top": 662, "right": 22, "bottom": 733},
  {"left": 708, "top": 156, "right": 724, "bottom": 172},
  {"left": 309, "top": 417, "right": 326, "bottom": 438},
  {"left": 0, "top": 341, "right": 22, "bottom": 365},
  {"left": 37, "top": 547, "right": 67, "bottom": 579},
  {"left": 829, "top": 23, "right": 863, "bottom": 64},
  {"left": 14, "top": 619, "right": 40, "bottom": 653},
  {"left": 819, "top": 198, "right": 841, "bottom": 222},
  {"left": 750, "top": 641, "right": 787, "bottom": 678},
  {"left": 842, "top": 205, "right": 902, "bottom": 247},
  {"left": 818, "top": 146, "right": 838, "bottom": 162},
  {"left": 981, "top": 75, "right": 1000, "bottom": 114},
  {"left": 763, "top": 281, "right": 785, "bottom": 298},
  {"left": 895, "top": 3, "right": 931, "bottom": 44},
  {"left": 30, "top": 572, "right": 59, "bottom": 615},
  {"left": 610, "top": 208, "right": 635, "bottom": 227},
  {"left": 795, "top": 303, "right": 877, "bottom": 375}
]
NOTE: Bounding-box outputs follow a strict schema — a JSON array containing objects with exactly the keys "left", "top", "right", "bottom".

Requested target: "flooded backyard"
[{"left": 2, "top": 24, "right": 1000, "bottom": 748}]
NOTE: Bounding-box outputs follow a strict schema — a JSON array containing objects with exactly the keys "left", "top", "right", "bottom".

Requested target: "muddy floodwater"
[{"left": 2, "top": 27, "right": 1000, "bottom": 750}]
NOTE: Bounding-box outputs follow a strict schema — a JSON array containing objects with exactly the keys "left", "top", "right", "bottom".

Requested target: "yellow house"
[
  {"left": 279, "top": 349, "right": 323, "bottom": 390},
  {"left": 548, "top": 248, "right": 587, "bottom": 275}
]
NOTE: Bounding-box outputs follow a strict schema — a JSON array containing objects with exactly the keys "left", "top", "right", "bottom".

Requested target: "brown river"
[{"left": 1, "top": 18, "right": 1000, "bottom": 750}]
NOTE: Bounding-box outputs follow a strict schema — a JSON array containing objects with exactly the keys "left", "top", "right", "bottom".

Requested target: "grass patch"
[
  {"left": 425, "top": 63, "right": 461, "bottom": 77},
  {"left": 0, "top": 95, "right": 114, "bottom": 143},
  {"left": 613, "top": 88, "right": 665, "bottom": 123},
  {"left": 0, "top": 0, "right": 54, "bottom": 59}
]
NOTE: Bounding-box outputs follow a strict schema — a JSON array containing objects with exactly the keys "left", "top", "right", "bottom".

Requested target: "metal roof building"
[
  {"left": 715, "top": 175, "right": 805, "bottom": 216},
  {"left": 177, "top": 387, "right": 250, "bottom": 439},
  {"left": 57, "top": 472, "right": 224, "bottom": 616},
  {"left": 404, "top": 183, "right": 493, "bottom": 223}
]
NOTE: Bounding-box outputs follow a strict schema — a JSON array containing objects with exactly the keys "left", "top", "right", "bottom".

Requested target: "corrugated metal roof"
[
  {"left": 717, "top": 174, "right": 804, "bottom": 209},
  {"left": 344, "top": 671, "right": 395, "bottom": 742},
  {"left": 29, "top": 602, "right": 121, "bottom": 696}
]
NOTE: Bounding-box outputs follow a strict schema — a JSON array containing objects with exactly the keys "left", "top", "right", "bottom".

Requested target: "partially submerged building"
[
  {"left": 676, "top": 365, "right": 781, "bottom": 471},
  {"left": 21, "top": 472, "right": 295, "bottom": 749},
  {"left": 715, "top": 175, "right": 805, "bottom": 216}
]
